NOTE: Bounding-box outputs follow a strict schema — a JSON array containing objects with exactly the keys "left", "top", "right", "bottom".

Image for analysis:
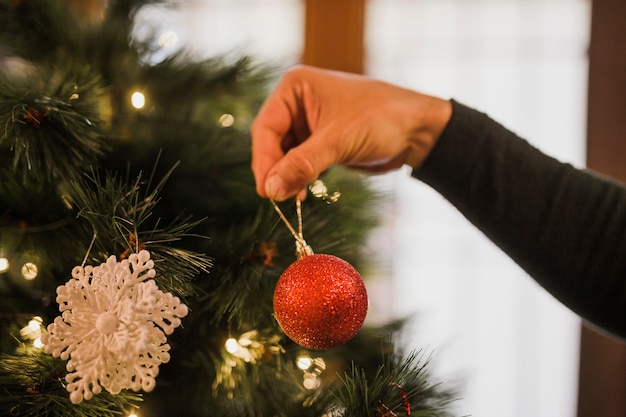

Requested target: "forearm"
[{"left": 414, "top": 100, "right": 626, "bottom": 339}]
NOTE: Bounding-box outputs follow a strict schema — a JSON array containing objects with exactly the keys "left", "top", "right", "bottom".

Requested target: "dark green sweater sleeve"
[{"left": 413, "top": 100, "right": 626, "bottom": 339}]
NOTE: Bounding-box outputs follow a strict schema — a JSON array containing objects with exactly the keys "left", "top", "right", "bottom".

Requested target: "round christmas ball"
[{"left": 273, "top": 253, "right": 368, "bottom": 350}]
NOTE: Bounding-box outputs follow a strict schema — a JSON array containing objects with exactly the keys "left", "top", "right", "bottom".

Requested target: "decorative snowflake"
[{"left": 41, "top": 250, "right": 189, "bottom": 404}]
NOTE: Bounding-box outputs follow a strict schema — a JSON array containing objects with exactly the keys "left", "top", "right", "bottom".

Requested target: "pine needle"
[{"left": 0, "top": 347, "right": 142, "bottom": 417}]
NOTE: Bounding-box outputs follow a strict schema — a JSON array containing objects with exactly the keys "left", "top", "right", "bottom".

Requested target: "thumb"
[{"left": 264, "top": 133, "right": 337, "bottom": 201}]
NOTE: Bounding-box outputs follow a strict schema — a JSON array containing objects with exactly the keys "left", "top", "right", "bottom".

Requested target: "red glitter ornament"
[{"left": 273, "top": 253, "right": 368, "bottom": 350}]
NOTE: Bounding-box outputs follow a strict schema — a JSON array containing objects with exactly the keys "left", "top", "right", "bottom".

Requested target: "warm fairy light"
[
  {"left": 0, "top": 257, "right": 9, "bottom": 273},
  {"left": 303, "top": 373, "right": 321, "bottom": 390},
  {"left": 238, "top": 335, "right": 253, "bottom": 347},
  {"left": 131, "top": 91, "right": 146, "bottom": 109},
  {"left": 218, "top": 113, "right": 235, "bottom": 127},
  {"left": 225, "top": 337, "right": 239, "bottom": 354},
  {"left": 20, "top": 316, "right": 44, "bottom": 346},
  {"left": 224, "top": 331, "right": 285, "bottom": 363},
  {"left": 297, "top": 354, "right": 326, "bottom": 372},
  {"left": 158, "top": 30, "right": 178, "bottom": 48},
  {"left": 33, "top": 337, "right": 44, "bottom": 349},
  {"left": 296, "top": 355, "right": 312, "bottom": 370},
  {"left": 128, "top": 413, "right": 138, "bottom": 417},
  {"left": 21, "top": 262, "right": 38, "bottom": 280},
  {"left": 224, "top": 335, "right": 256, "bottom": 362},
  {"left": 297, "top": 354, "right": 325, "bottom": 390},
  {"left": 215, "top": 331, "right": 285, "bottom": 393},
  {"left": 314, "top": 357, "right": 326, "bottom": 371},
  {"left": 28, "top": 317, "right": 43, "bottom": 332}
]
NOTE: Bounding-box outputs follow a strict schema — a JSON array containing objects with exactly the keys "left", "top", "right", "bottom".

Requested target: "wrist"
[{"left": 405, "top": 95, "right": 453, "bottom": 169}]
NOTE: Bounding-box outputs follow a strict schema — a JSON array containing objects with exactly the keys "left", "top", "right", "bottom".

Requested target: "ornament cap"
[
  {"left": 295, "top": 240, "right": 314, "bottom": 259},
  {"left": 270, "top": 198, "right": 314, "bottom": 258}
]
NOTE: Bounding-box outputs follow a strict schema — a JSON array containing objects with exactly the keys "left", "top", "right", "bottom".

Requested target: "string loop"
[{"left": 270, "top": 199, "right": 313, "bottom": 258}]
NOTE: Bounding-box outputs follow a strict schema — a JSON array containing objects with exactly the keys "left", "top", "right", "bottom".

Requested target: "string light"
[
  {"left": 27, "top": 317, "right": 43, "bottom": 332},
  {"left": 303, "top": 372, "right": 321, "bottom": 390},
  {"left": 218, "top": 113, "right": 235, "bottom": 127},
  {"left": 296, "top": 355, "right": 312, "bottom": 370},
  {"left": 223, "top": 331, "right": 279, "bottom": 363},
  {"left": 21, "top": 262, "right": 38, "bottom": 280},
  {"left": 225, "top": 337, "right": 239, "bottom": 354},
  {"left": 295, "top": 353, "right": 326, "bottom": 390},
  {"left": 215, "top": 331, "right": 285, "bottom": 393},
  {"left": 131, "top": 91, "right": 146, "bottom": 109},
  {"left": 0, "top": 257, "right": 9, "bottom": 273},
  {"left": 20, "top": 316, "right": 45, "bottom": 348}
]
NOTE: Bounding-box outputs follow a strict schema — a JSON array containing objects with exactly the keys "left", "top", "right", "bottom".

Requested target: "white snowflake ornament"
[{"left": 41, "top": 250, "right": 189, "bottom": 404}]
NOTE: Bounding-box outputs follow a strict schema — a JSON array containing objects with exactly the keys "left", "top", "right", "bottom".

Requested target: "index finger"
[
  {"left": 251, "top": 92, "right": 294, "bottom": 197},
  {"left": 251, "top": 70, "right": 310, "bottom": 197}
]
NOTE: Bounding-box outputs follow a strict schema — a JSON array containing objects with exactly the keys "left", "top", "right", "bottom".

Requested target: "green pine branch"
[
  {"left": 67, "top": 162, "right": 212, "bottom": 297},
  {"left": 0, "top": 66, "right": 107, "bottom": 183},
  {"left": 330, "top": 337, "right": 458, "bottom": 417},
  {"left": 0, "top": 347, "right": 142, "bottom": 417}
]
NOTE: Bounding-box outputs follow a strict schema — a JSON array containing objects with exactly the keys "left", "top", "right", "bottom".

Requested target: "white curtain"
[
  {"left": 365, "top": 1, "right": 590, "bottom": 417},
  {"left": 134, "top": 0, "right": 303, "bottom": 65}
]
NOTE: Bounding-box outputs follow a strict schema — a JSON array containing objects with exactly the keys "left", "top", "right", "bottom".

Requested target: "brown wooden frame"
[
  {"left": 302, "top": 0, "right": 365, "bottom": 74},
  {"left": 580, "top": 0, "right": 626, "bottom": 415}
]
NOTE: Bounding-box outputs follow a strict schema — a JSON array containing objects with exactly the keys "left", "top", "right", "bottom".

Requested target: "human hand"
[{"left": 251, "top": 65, "right": 452, "bottom": 200}]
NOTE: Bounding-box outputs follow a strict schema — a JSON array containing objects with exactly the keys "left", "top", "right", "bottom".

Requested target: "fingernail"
[{"left": 265, "top": 174, "right": 287, "bottom": 201}]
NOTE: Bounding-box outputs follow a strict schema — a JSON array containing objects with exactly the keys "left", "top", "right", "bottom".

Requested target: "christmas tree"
[{"left": 0, "top": 1, "right": 456, "bottom": 416}]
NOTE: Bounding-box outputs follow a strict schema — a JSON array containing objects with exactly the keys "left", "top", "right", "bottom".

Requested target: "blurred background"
[{"left": 143, "top": 0, "right": 625, "bottom": 416}]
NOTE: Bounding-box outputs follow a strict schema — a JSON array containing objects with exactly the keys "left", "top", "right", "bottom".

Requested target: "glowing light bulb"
[
  {"left": 131, "top": 92, "right": 146, "bottom": 109},
  {"left": 20, "top": 316, "right": 43, "bottom": 341},
  {"left": 314, "top": 357, "right": 326, "bottom": 371},
  {"left": 238, "top": 336, "right": 253, "bottom": 347},
  {"left": 128, "top": 413, "right": 138, "bottom": 417},
  {"left": 218, "top": 113, "right": 235, "bottom": 127},
  {"left": 28, "top": 317, "right": 42, "bottom": 331},
  {"left": 225, "top": 337, "right": 239, "bottom": 354},
  {"left": 21, "top": 262, "right": 38, "bottom": 280},
  {"left": 33, "top": 337, "right": 44, "bottom": 349},
  {"left": 303, "top": 373, "right": 321, "bottom": 390},
  {"left": 0, "top": 257, "right": 9, "bottom": 273},
  {"left": 296, "top": 355, "right": 312, "bottom": 370}
]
